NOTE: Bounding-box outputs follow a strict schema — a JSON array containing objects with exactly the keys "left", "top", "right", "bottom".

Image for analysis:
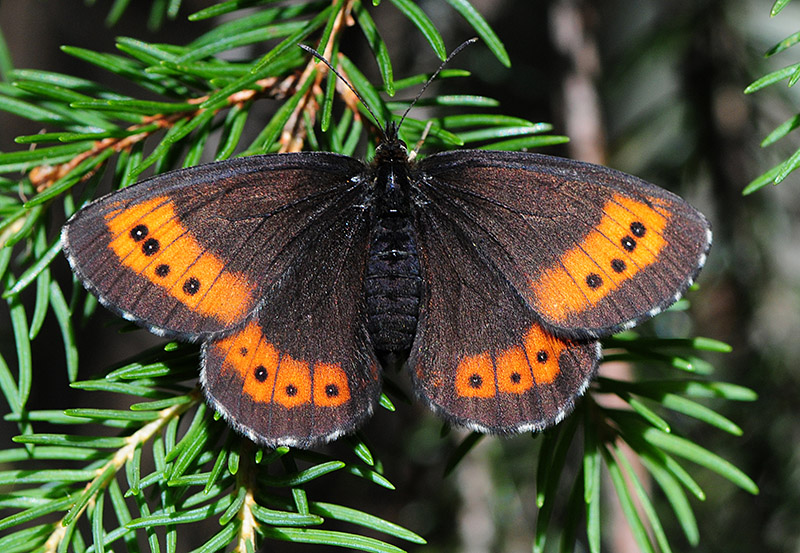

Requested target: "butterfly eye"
[
  {"left": 182, "top": 277, "right": 201, "bottom": 296},
  {"left": 630, "top": 221, "right": 646, "bottom": 237},
  {"left": 254, "top": 365, "right": 268, "bottom": 382},
  {"left": 620, "top": 236, "right": 636, "bottom": 252},
  {"left": 585, "top": 274, "right": 603, "bottom": 290},
  {"left": 468, "top": 373, "right": 483, "bottom": 388},
  {"left": 142, "top": 238, "right": 160, "bottom": 256},
  {"left": 130, "top": 224, "right": 149, "bottom": 241}
]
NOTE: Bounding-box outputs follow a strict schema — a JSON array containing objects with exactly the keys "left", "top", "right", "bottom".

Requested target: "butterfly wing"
[
  {"left": 415, "top": 151, "right": 712, "bottom": 339},
  {"left": 63, "top": 153, "right": 366, "bottom": 339},
  {"left": 201, "top": 182, "right": 381, "bottom": 447},
  {"left": 409, "top": 195, "right": 600, "bottom": 432},
  {"left": 64, "top": 153, "right": 381, "bottom": 447}
]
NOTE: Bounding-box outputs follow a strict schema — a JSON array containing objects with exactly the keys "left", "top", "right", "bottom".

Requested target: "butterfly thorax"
[{"left": 364, "top": 137, "right": 422, "bottom": 362}]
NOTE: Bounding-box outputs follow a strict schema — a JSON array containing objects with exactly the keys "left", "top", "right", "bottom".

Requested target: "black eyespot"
[
  {"left": 468, "top": 374, "right": 483, "bottom": 388},
  {"left": 285, "top": 384, "right": 298, "bottom": 397},
  {"left": 239, "top": 347, "right": 248, "bottom": 357},
  {"left": 537, "top": 350, "right": 548, "bottom": 364},
  {"left": 510, "top": 372, "right": 521, "bottom": 384},
  {"left": 142, "top": 238, "right": 160, "bottom": 256},
  {"left": 325, "top": 384, "right": 339, "bottom": 397},
  {"left": 155, "top": 264, "right": 170, "bottom": 277},
  {"left": 630, "top": 222, "right": 646, "bottom": 237},
  {"left": 586, "top": 273, "right": 603, "bottom": 289},
  {"left": 621, "top": 236, "right": 636, "bottom": 251},
  {"left": 611, "top": 258, "right": 626, "bottom": 273},
  {"left": 254, "top": 365, "right": 268, "bottom": 382},
  {"left": 130, "top": 225, "right": 149, "bottom": 241},
  {"left": 183, "top": 277, "right": 200, "bottom": 296}
]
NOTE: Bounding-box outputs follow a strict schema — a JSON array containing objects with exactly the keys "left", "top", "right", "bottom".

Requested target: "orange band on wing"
[
  {"left": 212, "top": 320, "right": 351, "bottom": 409},
  {"left": 496, "top": 346, "right": 532, "bottom": 393},
  {"left": 313, "top": 363, "right": 351, "bottom": 407},
  {"left": 455, "top": 352, "right": 494, "bottom": 398},
  {"left": 530, "top": 195, "right": 669, "bottom": 323},
  {"left": 104, "top": 197, "right": 256, "bottom": 325},
  {"left": 524, "top": 324, "right": 564, "bottom": 384},
  {"left": 454, "top": 324, "right": 569, "bottom": 398},
  {"left": 273, "top": 356, "right": 312, "bottom": 408}
]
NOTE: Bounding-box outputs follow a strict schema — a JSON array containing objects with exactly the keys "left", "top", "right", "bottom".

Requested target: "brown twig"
[
  {"left": 278, "top": 0, "right": 358, "bottom": 152},
  {"left": 28, "top": 75, "right": 284, "bottom": 194},
  {"left": 29, "top": 0, "right": 364, "bottom": 194}
]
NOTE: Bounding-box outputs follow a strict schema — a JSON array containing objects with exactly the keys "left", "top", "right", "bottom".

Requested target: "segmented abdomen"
[{"left": 364, "top": 215, "right": 421, "bottom": 356}]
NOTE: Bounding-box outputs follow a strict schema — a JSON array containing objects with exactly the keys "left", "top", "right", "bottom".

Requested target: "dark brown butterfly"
[{"left": 62, "top": 45, "right": 711, "bottom": 448}]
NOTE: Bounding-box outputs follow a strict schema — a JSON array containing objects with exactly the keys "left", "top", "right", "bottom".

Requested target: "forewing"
[
  {"left": 63, "top": 153, "right": 366, "bottom": 339},
  {"left": 416, "top": 151, "right": 712, "bottom": 338},
  {"left": 201, "top": 190, "right": 381, "bottom": 447},
  {"left": 409, "top": 198, "right": 599, "bottom": 433}
]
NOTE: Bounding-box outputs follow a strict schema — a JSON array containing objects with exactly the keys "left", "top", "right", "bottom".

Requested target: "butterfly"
[
  {"left": 62, "top": 37, "right": 711, "bottom": 449},
  {"left": 61, "top": 115, "right": 711, "bottom": 448}
]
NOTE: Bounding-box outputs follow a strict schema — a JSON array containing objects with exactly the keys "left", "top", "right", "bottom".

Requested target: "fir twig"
[{"left": 744, "top": 0, "right": 800, "bottom": 193}]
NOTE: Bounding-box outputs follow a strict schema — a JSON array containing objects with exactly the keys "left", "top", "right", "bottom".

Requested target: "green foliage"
[
  {"left": 87, "top": 0, "right": 185, "bottom": 31},
  {"left": 449, "top": 333, "right": 756, "bottom": 553},
  {"left": 0, "top": 2, "right": 756, "bottom": 552},
  {"left": 743, "top": 0, "right": 800, "bottom": 194}
]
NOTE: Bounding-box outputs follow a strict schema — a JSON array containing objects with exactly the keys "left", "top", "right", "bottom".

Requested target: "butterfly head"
[{"left": 374, "top": 121, "right": 410, "bottom": 165}]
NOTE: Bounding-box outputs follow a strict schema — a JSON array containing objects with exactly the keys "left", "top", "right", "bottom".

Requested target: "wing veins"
[{"left": 422, "top": 182, "right": 597, "bottom": 322}]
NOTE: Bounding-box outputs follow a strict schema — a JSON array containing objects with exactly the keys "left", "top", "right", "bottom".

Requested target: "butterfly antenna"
[
  {"left": 299, "top": 44, "right": 386, "bottom": 138},
  {"left": 397, "top": 37, "right": 479, "bottom": 131}
]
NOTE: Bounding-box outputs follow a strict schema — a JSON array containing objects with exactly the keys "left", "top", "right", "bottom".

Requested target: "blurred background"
[{"left": 1, "top": 1, "right": 799, "bottom": 551}]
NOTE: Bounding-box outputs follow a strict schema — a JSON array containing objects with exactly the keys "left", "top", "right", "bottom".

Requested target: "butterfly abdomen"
[
  {"left": 364, "top": 211, "right": 422, "bottom": 357},
  {"left": 365, "top": 143, "right": 422, "bottom": 358}
]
